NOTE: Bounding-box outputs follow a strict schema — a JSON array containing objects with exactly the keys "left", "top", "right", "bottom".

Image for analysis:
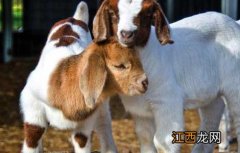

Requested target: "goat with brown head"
[
  {"left": 48, "top": 39, "right": 148, "bottom": 121},
  {"left": 93, "top": 0, "right": 173, "bottom": 47}
]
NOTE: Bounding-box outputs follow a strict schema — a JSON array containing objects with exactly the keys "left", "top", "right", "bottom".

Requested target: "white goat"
[
  {"left": 93, "top": 0, "right": 240, "bottom": 153},
  {"left": 218, "top": 19, "right": 240, "bottom": 152},
  {"left": 20, "top": 1, "right": 148, "bottom": 153}
]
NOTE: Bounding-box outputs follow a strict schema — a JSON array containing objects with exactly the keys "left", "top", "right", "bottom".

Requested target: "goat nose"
[
  {"left": 142, "top": 78, "right": 148, "bottom": 91},
  {"left": 137, "top": 74, "right": 148, "bottom": 91},
  {"left": 121, "top": 30, "right": 134, "bottom": 39}
]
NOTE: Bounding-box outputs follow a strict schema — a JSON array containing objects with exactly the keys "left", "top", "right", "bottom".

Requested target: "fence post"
[
  {"left": 2, "top": 0, "right": 13, "bottom": 63},
  {"left": 221, "top": 0, "right": 238, "bottom": 19},
  {"left": 166, "top": 0, "right": 174, "bottom": 23}
]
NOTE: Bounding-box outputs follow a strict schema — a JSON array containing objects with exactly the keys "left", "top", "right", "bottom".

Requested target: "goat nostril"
[
  {"left": 121, "top": 30, "right": 134, "bottom": 39},
  {"left": 142, "top": 79, "right": 148, "bottom": 90}
]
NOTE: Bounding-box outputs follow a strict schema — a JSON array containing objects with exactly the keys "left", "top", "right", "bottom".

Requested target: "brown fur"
[
  {"left": 55, "top": 37, "right": 77, "bottom": 47},
  {"left": 93, "top": 0, "right": 119, "bottom": 43},
  {"left": 74, "top": 133, "right": 88, "bottom": 148},
  {"left": 93, "top": 1, "right": 112, "bottom": 43},
  {"left": 50, "top": 24, "right": 80, "bottom": 47},
  {"left": 50, "top": 24, "right": 80, "bottom": 40},
  {"left": 24, "top": 123, "right": 45, "bottom": 148},
  {"left": 50, "top": 17, "right": 89, "bottom": 47},
  {"left": 134, "top": 0, "right": 154, "bottom": 46},
  {"left": 48, "top": 54, "right": 97, "bottom": 120},
  {"left": 152, "top": 1, "right": 174, "bottom": 45},
  {"left": 51, "top": 17, "right": 88, "bottom": 32},
  {"left": 48, "top": 39, "right": 145, "bottom": 121},
  {"left": 93, "top": 0, "right": 173, "bottom": 46},
  {"left": 108, "top": 0, "right": 119, "bottom": 13}
]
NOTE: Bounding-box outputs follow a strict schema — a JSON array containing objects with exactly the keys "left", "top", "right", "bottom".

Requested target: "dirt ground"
[{"left": 0, "top": 59, "right": 237, "bottom": 153}]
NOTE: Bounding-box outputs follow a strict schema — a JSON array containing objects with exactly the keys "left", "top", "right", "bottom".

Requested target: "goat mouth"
[
  {"left": 129, "top": 84, "right": 147, "bottom": 95},
  {"left": 119, "top": 38, "right": 135, "bottom": 47}
]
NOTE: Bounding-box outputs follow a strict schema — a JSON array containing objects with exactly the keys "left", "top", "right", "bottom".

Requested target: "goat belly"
[
  {"left": 43, "top": 103, "right": 78, "bottom": 129},
  {"left": 42, "top": 101, "right": 98, "bottom": 129}
]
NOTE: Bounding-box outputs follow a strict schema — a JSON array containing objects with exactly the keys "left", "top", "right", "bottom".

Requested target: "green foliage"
[
  {"left": 0, "top": 0, "right": 23, "bottom": 31},
  {"left": 13, "top": 3, "right": 23, "bottom": 31}
]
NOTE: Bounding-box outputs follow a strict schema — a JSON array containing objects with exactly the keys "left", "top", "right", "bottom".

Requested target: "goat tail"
[{"left": 73, "top": 1, "right": 89, "bottom": 25}]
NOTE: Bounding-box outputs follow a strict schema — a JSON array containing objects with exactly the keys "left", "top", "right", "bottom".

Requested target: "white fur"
[
  {"left": 218, "top": 19, "right": 240, "bottom": 152},
  {"left": 116, "top": 12, "right": 240, "bottom": 153},
  {"left": 73, "top": 1, "right": 89, "bottom": 24},
  {"left": 22, "top": 141, "right": 42, "bottom": 153},
  {"left": 219, "top": 97, "right": 232, "bottom": 152},
  {"left": 20, "top": 2, "right": 117, "bottom": 153},
  {"left": 117, "top": 0, "right": 143, "bottom": 46}
]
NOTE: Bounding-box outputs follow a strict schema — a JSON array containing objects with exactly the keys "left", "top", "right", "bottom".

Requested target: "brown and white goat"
[
  {"left": 93, "top": 0, "right": 173, "bottom": 47},
  {"left": 20, "top": 2, "right": 147, "bottom": 153}
]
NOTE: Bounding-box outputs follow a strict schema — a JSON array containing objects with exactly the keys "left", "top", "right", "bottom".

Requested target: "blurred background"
[
  {"left": 0, "top": 0, "right": 239, "bottom": 152},
  {"left": 0, "top": 0, "right": 239, "bottom": 62}
]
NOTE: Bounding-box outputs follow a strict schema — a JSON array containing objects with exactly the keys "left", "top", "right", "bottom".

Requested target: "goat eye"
[
  {"left": 109, "top": 9, "right": 116, "bottom": 16},
  {"left": 114, "top": 64, "right": 127, "bottom": 70}
]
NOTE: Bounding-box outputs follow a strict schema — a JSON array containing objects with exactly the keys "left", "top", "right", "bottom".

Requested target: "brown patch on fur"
[
  {"left": 70, "top": 17, "right": 89, "bottom": 32},
  {"left": 108, "top": 0, "right": 119, "bottom": 14},
  {"left": 134, "top": 0, "right": 154, "bottom": 46},
  {"left": 50, "top": 24, "right": 79, "bottom": 40},
  {"left": 152, "top": 1, "right": 173, "bottom": 45},
  {"left": 51, "top": 17, "right": 88, "bottom": 32},
  {"left": 24, "top": 123, "right": 45, "bottom": 148},
  {"left": 74, "top": 133, "right": 88, "bottom": 148},
  {"left": 50, "top": 24, "right": 80, "bottom": 47},
  {"left": 49, "top": 17, "right": 89, "bottom": 47},
  {"left": 55, "top": 37, "right": 77, "bottom": 47},
  {"left": 51, "top": 23, "right": 81, "bottom": 47}
]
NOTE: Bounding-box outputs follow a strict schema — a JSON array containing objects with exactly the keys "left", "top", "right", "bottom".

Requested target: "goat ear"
[
  {"left": 80, "top": 53, "right": 107, "bottom": 109},
  {"left": 93, "top": 1, "right": 111, "bottom": 43},
  {"left": 98, "top": 0, "right": 105, "bottom": 6},
  {"left": 153, "top": 2, "right": 174, "bottom": 45}
]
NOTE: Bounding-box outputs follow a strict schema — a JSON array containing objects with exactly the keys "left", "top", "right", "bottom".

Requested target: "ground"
[{"left": 0, "top": 59, "right": 237, "bottom": 153}]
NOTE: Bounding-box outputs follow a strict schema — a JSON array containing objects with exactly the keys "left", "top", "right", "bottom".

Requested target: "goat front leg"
[
  {"left": 71, "top": 131, "right": 92, "bottom": 153},
  {"left": 20, "top": 92, "right": 47, "bottom": 153},
  {"left": 94, "top": 102, "right": 117, "bottom": 153},
  {"left": 132, "top": 114, "right": 157, "bottom": 153},
  {"left": 72, "top": 107, "right": 100, "bottom": 153},
  {"left": 192, "top": 97, "right": 225, "bottom": 153},
  {"left": 152, "top": 98, "right": 184, "bottom": 153},
  {"left": 22, "top": 123, "right": 45, "bottom": 153},
  {"left": 219, "top": 99, "right": 232, "bottom": 152},
  {"left": 224, "top": 92, "right": 240, "bottom": 153}
]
